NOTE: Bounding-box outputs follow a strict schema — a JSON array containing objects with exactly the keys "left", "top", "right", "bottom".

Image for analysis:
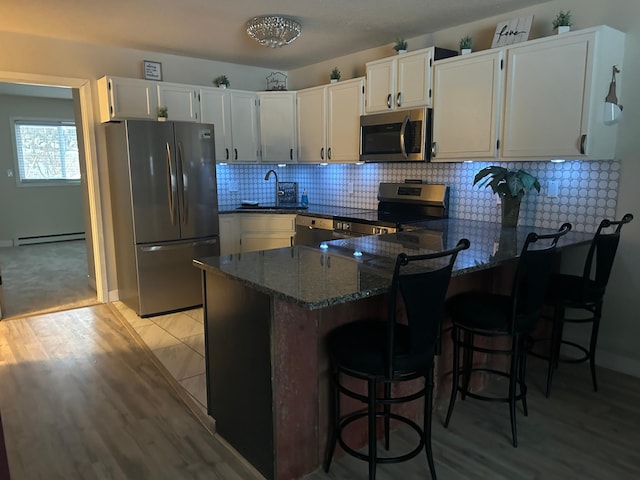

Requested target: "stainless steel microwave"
[{"left": 360, "top": 108, "right": 432, "bottom": 162}]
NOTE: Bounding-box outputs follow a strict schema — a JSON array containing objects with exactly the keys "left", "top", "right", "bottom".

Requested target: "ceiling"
[{"left": 1, "top": 0, "right": 549, "bottom": 71}]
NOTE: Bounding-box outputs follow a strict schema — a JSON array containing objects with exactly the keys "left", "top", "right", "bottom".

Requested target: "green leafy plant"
[
  {"left": 157, "top": 106, "right": 168, "bottom": 118},
  {"left": 473, "top": 166, "right": 541, "bottom": 199},
  {"left": 459, "top": 35, "right": 473, "bottom": 50},
  {"left": 393, "top": 37, "right": 408, "bottom": 52},
  {"left": 552, "top": 10, "right": 573, "bottom": 29},
  {"left": 213, "top": 74, "right": 230, "bottom": 87},
  {"left": 330, "top": 67, "right": 341, "bottom": 81}
]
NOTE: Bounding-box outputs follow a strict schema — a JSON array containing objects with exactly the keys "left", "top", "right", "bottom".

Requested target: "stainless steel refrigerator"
[{"left": 105, "top": 120, "right": 219, "bottom": 316}]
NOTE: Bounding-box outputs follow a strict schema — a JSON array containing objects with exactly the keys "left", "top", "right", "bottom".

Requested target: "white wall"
[{"left": 0, "top": 94, "right": 84, "bottom": 245}]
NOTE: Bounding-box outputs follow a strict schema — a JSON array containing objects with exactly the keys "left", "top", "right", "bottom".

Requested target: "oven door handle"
[{"left": 399, "top": 115, "right": 410, "bottom": 159}]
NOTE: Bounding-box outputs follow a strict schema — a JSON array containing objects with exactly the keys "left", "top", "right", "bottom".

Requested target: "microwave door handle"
[{"left": 399, "top": 115, "right": 410, "bottom": 159}]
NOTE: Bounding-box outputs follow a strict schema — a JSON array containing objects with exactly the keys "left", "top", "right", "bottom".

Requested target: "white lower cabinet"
[{"left": 237, "top": 214, "right": 296, "bottom": 254}]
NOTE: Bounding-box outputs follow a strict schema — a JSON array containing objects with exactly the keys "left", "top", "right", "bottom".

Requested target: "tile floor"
[{"left": 112, "top": 301, "right": 207, "bottom": 415}]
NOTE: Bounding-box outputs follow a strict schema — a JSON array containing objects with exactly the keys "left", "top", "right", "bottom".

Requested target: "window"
[{"left": 13, "top": 119, "right": 80, "bottom": 184}]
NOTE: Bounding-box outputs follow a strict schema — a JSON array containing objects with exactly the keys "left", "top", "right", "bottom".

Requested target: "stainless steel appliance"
[
  {"left": 294, "top": 182, "right": 448, "bottom": 246},
  {"left": 106, "top": 120, "right": 219, "bottom": 316},
  {"left": 360, "top": 108, "right": 432, "bottom": 162}
]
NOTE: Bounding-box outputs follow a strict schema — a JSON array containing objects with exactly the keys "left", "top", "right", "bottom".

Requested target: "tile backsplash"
[{"left": 216, "top": 160, "right": 620, "bottom": 233}]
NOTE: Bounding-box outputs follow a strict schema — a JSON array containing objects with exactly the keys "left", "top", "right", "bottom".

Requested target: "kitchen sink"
[{"left": 237, "top": 204, "right": 308, "bottom": 211}]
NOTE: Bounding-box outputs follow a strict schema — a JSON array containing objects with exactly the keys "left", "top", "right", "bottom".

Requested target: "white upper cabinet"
[
  {"left": 296, "top": 86, "right": 327, "bottom": 163},
  {"left": 258, "top": 92, "right": 297, "bottom": 163},
  {"left": 157, "top": 82, "right": 199, "bottom": 122},
  {"left": 365, "top": 47, "right": 456, "bottom": 114},
  {"left": 432, "top": 51, "right": 504, "bottom": 161},
  {"left": 200, "top": 88, "right": 260, "bottom": 163},
  {"left": 431, "top": 25, "right": 624, "bottom": 162},
  {"left": 296, "top": 78, "right": 364, "bottom": 164},
  {"left": 501, "top": 26, "right": 624, "bottom": 160},
  {"left": 97, "top": 76, "right": 158, "bottom": 122},
  {"left": 326, "top": 78, "right": 365, "bottom": 163},
  {"left": 200, "top": 87, "right": 232, "bottom": 163}
]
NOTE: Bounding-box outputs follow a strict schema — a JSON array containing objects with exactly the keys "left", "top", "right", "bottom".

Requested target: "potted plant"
[
  {"left": 552, "top": 10, "right": 573, "bottom": 34},
  {"left": 473, "top": 166, "right": 541, "bottom": 227},
  {"left": 157, "top": 106, "right": 168, "bottom": 121},
  {"left": 459, "top": 35, "right": 473, "bottom": 54},
  {"left": 213, "top": 74, "right": 230, "bottom": 88},
  {"left": 330, "top": 67, "right": 341, "bottom": 83},
  {"left": 393, "top": 38, "right": 408, "bottom": 54}
]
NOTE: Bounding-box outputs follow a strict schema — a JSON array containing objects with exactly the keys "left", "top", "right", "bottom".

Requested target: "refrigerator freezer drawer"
[{"left": 135, "top": 237, "right": 219, "bottom": 316}]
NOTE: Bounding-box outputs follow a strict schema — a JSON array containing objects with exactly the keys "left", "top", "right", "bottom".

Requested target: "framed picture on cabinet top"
[
  {"left": 491, "top": 16, "right": 534, "bottom": 48},
  {"left": 143, "top": 60, "right": 163, "bottom": 81}
]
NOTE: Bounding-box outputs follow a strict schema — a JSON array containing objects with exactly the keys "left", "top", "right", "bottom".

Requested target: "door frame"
[{"left": 0, "top": 70, "right": 108, "bottom": 304}]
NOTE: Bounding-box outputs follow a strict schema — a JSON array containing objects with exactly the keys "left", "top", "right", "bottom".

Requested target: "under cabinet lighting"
[
  {"left": 550, "top": 159, "right": 566, "bottom": 163},
  {"left": 277, "top": 164, "right": 287, "bottom": 167}
]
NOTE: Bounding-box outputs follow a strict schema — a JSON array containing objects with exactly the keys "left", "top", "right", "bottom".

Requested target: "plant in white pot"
[
  {"left": 473, "top": 166, "right": 541, "bottom": 227},
  {"left": 552, "top": 10, "right": 573, "bottom": 34},
  {"left": 393, "top": 38, "right": 408, "bottom": 54},
  {"left": 330, "top": 67, "right": 341, "bottom": 83},
  {"left": 459, "top": 35, "right": 473, "bottom": 54},
  {"left": 213, "top": 75, "right": 230, "bottom": 88},
  {"left": 157, "top": 106, "right": 168, "bottom": 121}
]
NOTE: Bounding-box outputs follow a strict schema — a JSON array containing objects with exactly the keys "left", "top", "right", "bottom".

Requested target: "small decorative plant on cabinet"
[
  {"left": 473, "top": 166, "right": 541, "bottom": 227},
  {"left": 394, "top": 37, "right": 408, "bottom": 54},
  {"left": 157, "top": 106, "right": 168, "bottom": 121},
  {"left": 552, "top": 10, "right": 573, "bottom": 34},
  {"left": 330, "top": 67, "right": 341, "bottom": 83},
  {"left": 459, "top": 35, "right": 473, "bottom": 54},
  {"left": 213, "top": 75, "right": 230, "bottom": 88}
]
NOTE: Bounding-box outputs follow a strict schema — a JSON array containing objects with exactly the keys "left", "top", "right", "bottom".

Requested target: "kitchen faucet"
[{"left": 264, "top": 169, "right": 284, "bottom": 206}]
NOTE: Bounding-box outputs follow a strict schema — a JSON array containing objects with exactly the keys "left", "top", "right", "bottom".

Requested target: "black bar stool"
[
  {"left": 444, "top": 223, "right": 572, "bottom": 447},
  {"left": 544, "top": 213, "right": 633, "bottom": 397},
  {"left": 323, "top": 238, "right": 470, "bottom": 480}
]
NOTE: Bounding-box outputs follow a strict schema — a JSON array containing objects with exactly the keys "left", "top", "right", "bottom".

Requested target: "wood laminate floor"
[
  {"left": 0, "top": 305, "right": 259, "bottom": 479},
  {"left": 1, "top": 303, "right": 639, "bottom": 479}
]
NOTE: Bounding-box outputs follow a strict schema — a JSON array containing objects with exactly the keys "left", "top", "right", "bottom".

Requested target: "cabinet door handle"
[
  {"left": 328, "top": 147, "right": 332, "bottom": 160},
  {"left": 234, "top": 148, "right": 238, "bottom": 160},
  {"left": 396, "top": 92, "right": 402, "bottom": 107},
  {"left": 431, "top": 142, "right": 438, "bottom": 158},
  {"left": 225, "top": 148, "right": 229, "bottom": 160},
  {"left": 580, "top": 134, "right": 587, "bottom": 155},
  {"left": 387, "top": 94, "right": 392, "bottom": 108},
  {"left": 290, "top": 148, "right": 293, "bottom": 160},
  {"left": 321, "top": 147, "right": 325, "bottom": 160}
]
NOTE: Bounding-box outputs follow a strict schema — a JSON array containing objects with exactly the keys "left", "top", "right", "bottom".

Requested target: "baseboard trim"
[
  {"left": 597, "top": 350, "right": 640, "bottom": 379},
  {"left": 16, "top": 232, "right": 85, "bottom": 246}
]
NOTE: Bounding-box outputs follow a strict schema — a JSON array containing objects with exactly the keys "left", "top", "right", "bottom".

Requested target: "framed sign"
[
  {"left": 143, "top": 60, "right": 163, "bottom": 81},
  {"left": 491, "top": 16, "right": 534, "bottom": 48}
]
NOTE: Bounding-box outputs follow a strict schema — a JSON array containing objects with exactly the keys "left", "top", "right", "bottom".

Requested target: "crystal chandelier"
[{"left": 246, "top": 15, "right": 302, "bottom": 48}]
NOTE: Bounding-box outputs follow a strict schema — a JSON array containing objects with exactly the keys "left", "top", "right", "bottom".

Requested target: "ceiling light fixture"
[{"left": 246, "top": 15, "right": 301, "bottom": 48}]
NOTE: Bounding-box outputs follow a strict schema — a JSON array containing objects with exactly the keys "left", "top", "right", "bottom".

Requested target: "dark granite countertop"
[{"left": 194, "top": 218, "right": 592, "bottom": 310}]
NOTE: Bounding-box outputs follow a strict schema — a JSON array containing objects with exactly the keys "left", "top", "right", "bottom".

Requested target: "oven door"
[{"left": 360, "top": 109, "right": 431, "bottom": 162}]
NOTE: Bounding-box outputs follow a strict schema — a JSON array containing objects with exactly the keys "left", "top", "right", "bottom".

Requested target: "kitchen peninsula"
[{"left": 194, "top": 219, "right": 592, "bottom": 480}]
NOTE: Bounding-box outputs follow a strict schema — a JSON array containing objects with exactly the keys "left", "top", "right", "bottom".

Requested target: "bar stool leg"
[
  {"left": 444, "top": 326, "right": 460, "bottom": 428},
  {"left": 509, "top": 335, "right": 520, "bottom": 448},
  {"left": 368, "top": 379, "right": 377, "bottom": 480},
  {"left": 323, "top": 366, "right": 339, "bottom": 472},
  {"left": 589, "top": 304, "right": 602, "bottom": 392},
  {"left": 425, "top": 366, "right": 437, "bottom": 479},
  {"left": 383, "top": 382, "right": 391, "bottom": 450},
  {"left": 545, "top": 305, "right": 564, "bottom": 398}
]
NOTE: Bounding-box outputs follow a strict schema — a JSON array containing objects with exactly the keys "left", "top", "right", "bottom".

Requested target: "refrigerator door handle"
[
  {"left": 177, "top": 141, "right": 188, "bottom": 225},
  {"left": 166, "top": 142, "right": 177, "bottom": 225},
  {"left": 139, "top": 238, "right": 218, "bottom": 253}
]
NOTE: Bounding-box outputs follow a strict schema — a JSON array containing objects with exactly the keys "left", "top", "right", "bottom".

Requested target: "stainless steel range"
[{"left": 294, "top": 182, "right": 449, "bottom": 245}]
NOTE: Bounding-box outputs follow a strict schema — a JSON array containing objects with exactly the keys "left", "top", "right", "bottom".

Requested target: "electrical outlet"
[{"left": 547, "top": 180, "right": 559, "bottom": 198}]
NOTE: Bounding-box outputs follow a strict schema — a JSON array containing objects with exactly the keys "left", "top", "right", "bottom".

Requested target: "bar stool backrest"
[
  {"left": 511, "top": 223, "right": 573, "bottom": 334},
  {"left": 386, "top": 238, "right": 470, "bottom": 378},
  {"left": 582, "top": 213, "right": 633, "bottom": 301}
]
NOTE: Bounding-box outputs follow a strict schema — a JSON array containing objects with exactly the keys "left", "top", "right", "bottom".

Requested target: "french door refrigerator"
[{"left": 106, "top": 120, "right": 219, "bottom": 316}]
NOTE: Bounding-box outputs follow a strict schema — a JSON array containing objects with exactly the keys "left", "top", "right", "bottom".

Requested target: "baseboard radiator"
[{"left": 16, "top": 232, "right": 85, "bottom": 246}]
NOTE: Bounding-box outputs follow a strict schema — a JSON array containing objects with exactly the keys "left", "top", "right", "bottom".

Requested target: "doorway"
[{"left": 0, "top": 72, "right": 108, "bottom": 319}]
